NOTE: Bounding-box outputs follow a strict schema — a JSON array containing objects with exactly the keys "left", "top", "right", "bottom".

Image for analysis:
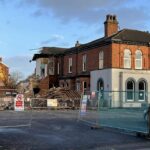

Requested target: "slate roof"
[
  {"left": 32, "top": 47, "right": 67, "bottom": 60},
  {"left": 32, "top": 29, "right": 150, "bottom": 60},
  {"left": 111, "top": 29, "right": 150, "bottom": 43},
  {"left": 80, "top": 29, "right": 150, "bottom": 48},
  {"left": 41, "top": 47, "right": 66, "bottom": 55}
]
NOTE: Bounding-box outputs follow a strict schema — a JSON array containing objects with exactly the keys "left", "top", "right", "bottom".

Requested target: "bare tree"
[{"left": 9, "top": 71, "right": 24, "bottom": 88}]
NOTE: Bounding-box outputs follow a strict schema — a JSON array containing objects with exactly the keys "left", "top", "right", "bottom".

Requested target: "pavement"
[{"left": 0, "top": 110, "right": 149, "bottom": 150}]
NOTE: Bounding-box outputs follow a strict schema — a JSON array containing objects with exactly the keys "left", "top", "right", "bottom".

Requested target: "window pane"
[
  {"left": 135, "top": 60, "right": 142, "bottom": 69},
  {"left": 135, "top": 50, "right": 142, "bottom": 69},
  {"left": 127, "top": 91, "right": 134, "bottom": 100},
  {"left": 135, "top": 59, "right": 142, "bottom": 69},
  {"left": 139, "top": 82, "right": 144, "bottom": 90},
  {"left": 135, "top": 50, "right": 142, "bottom": 59},
  {"left": 68, "top": 58, "right": 72, "bottom": 73},
  {"left": 126, "top": 80, "right": 134, "bottom": 101},
  {"left": 138, "top": 81, "right": 145, "bottom": 101},
  {"left": 136, "top": 54, "right": 142, "bottom": 59},
  {"left": 124, "top": 59, "right": 131, "bottom": 68},
  {"left": 124, "top": 49, "right": 131, "bottom": 68},
  {"left": 99, "top": 60, "right": 103, "bottom": 69},
  {"left": 127, "top": 81, "right": 133, "bottom": 90},
  {"left": 83, "top": 55, "right": 87, "bottom": 71},
  {"left": 139, "top": 91, "right": 144, "bottom": 100},
  {"left": 99, "top": 51, "right": 103, "bottom": 69}
]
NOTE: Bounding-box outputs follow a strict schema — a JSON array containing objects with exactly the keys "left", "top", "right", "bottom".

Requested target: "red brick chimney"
[{"left": 104, "top": 14, "right": 118, "bottom": 37}]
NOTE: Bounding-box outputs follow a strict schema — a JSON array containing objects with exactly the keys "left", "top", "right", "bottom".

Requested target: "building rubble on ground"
[{"left": 32, "top": 87, "right": 81, "bottom": 109}]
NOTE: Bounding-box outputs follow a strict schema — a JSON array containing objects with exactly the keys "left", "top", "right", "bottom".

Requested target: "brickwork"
[
  {"left": 63, "top": 54, "right": 77, "bottom": 76},
  {"left": 33, "top": 14, "right": 150, "bottom": 93},
  {"left": 104, "top": 15, "right": 118, "bottom": 37},
  {"left": 0, "top": 62, "right": 9, "bottom": 87},
  {"left": 112, "top": 43, "right": 150, "bottom": 69},
  {"left": 77, "top": 77, "right": 90, "bottom": 93},
  {"left": 60, "top": 45, "right": 112, "bottom": 76},
  {"left": 39, "top": 75, "right": 58, "bottom": 90}
]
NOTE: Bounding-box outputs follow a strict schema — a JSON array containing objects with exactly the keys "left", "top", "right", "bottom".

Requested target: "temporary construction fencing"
[
  {"left": 78, "top": 91, "right": 150, "bottom": 135},
  {"left": 0, "top": 95, "right": 32, "bottom": 128},
  {"left": 78, "top": 91, "right": 100, "bottom": 127}
]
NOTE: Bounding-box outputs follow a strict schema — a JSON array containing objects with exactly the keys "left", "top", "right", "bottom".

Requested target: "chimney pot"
[
  {"left": 104, "top": 14, "right": 119, "bottom": 37},
  {"left": 75, "top": 41, "right": 80, "bottom": 47}
]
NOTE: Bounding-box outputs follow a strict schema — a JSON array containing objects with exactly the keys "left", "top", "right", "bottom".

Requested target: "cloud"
[
  {"left": 6, "top": 20, "right": 11, "bottom": 25},
  {"left": 17, "top": 0, "right": 150, "bottom": 31},
  {"left": 32, "top": 9, "right": 48, "bottom": 17},
  {"left": 4, "top": 55, "right": 35, "bottom": 79},
  {"left": 0, "top": 0, "right": 6, "bottom": 4},
  {"left": 18, "top": 0, "right": 129, "bottom": 22},
  {"left": 115, "top": 7, "right": 150, "bottom": 30},
  {"left": 41, "top": 34, "right": 64, "bottom": 45}
]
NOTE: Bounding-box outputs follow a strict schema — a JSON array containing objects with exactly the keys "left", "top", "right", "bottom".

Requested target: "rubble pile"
[
  {"left": 0, "top": 98, "right": 14, "bottom": 110},
  {"left": 34, "top": 87, "right": 81, "bottom": 109}
]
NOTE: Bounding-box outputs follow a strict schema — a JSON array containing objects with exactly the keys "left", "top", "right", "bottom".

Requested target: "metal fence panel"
[
  {"left": 0, "top": 96, "right": 32, "bottom": 128},
  {"left": 78, "top": 91, "right": 150, "bottom": 134},
  {"left": 78, "top": 92, "right": 100, "bottom": 126},
  {"left": 99, "top": 91, "right": 149, "bottom": 134}
]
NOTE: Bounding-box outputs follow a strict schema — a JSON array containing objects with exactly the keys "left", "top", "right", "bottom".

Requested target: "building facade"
[
  {"left": 0, "top": 57, "right": 9, "bottom": 87},
  {"left": 33, "top": 14, "right": 150, "bottom": 107}
]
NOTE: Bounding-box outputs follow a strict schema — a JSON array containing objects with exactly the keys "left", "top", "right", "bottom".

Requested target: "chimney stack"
[
  {"left": 75, "top": 41, "right": 80, "bottom": 47},
  {"left": 104, "top": 14, "right": 118, "bottom": 37}
]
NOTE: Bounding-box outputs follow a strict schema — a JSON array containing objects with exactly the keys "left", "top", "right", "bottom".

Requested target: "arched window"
[
  {"left": 126, "top": 79, "right": 135, "bottom": 101},
  {"left": 124, "top": 49, "right": 131, "bottom": 68},
  {"left": 135, "top": 50, "right": 142, "bottom": 69},
  {"left": 138, "top": 80, "right": 146, "bottom": 101},
  {"left": 99, "top": 51, "right": 104, "bottom": 69},
  {"left": 97, "top": 79, "right": 104, "bottom": 91}
]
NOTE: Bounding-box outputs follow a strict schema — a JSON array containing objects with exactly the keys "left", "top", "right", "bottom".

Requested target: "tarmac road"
[{"left": 0, "top": 110, "right": 149, "bottom": 150}]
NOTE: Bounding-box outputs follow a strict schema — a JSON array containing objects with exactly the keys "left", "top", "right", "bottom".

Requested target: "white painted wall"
[
  {"left": 45, "top": 64, "right": 47, "bottom": 77},
  {"left": 90, "top": 69, "right": 112, "bottom": 92},
  {"left": 91, "top": 69, "right": 150, "bottom": 107},
  {"left": 36, "top": 59, "right": 41, "bottom": 77},
  {"left": 35, "top": 58, "right": 48, "bottom": 78}
]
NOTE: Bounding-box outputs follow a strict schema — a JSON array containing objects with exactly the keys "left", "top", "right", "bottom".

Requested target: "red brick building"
[
  {"left": 0, "top": 57, "right": 17, "bottom": 96},
  {"left": 0, "top": 57, "right": 9, "bottom": 87},
  {"left": 33, "top": 14, "right": 150, "bottom": 107}
]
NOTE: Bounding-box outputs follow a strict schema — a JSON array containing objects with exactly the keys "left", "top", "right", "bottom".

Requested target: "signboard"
[
  {"left": 80, "top": 95, "right": 88, "bottom": 116},
  {"left": 47, "top": 99, "right": 58, "bottom": 107},
  {"left": 14, "top": 94, "right": 24, "bottom": 111},
  {"left": 91, "top": 91, "right": 96, "bottom": 99}
]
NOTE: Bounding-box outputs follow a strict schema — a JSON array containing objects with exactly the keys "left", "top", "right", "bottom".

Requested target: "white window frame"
[
  {"left": 99, "top": 51, "right": 104, "bottom": 69},
  {"left": 68, "top": 58, "right": 72, "bottom": 73},
  {"left": 135, "top": 50, "right": 142, "bottom": 69},
  {"left": 126, "top": 80, "right": 135, "bottom": 101},
  {"left": 76, "top": 82, "right": 80, "bottom": 91},
  {"left": 57, "top": 62, "right": 60, "bottom": 75},
  {"left": 138, "top": 80, "right": 146, "bottom": 101},
  {"left": 40, "top": 64, "right": 45, "bottom": 77},
  {"left": 124, "top": 49, "right": 131, "bottom": 69},
  {"left": 82, "top": 54, "right": 87, "bottom": 72},
  {"left": 49, "top": 58, "right": 54, "bottom": 75}
]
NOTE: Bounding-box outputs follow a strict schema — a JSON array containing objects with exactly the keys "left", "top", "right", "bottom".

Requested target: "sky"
[{"left": 0, "top": 0, "right": 150, "bottom": 79}]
